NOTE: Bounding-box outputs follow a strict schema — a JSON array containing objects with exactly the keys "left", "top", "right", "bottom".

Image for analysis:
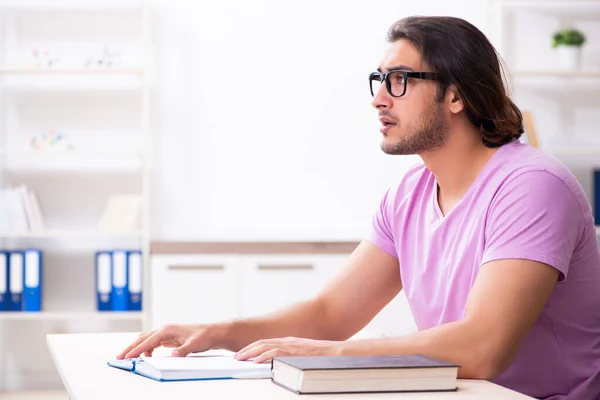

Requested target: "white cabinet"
[
  {"left": 149, "top": 252, "right": 418, "bottom": 339},
  {"left": 150, "top": 255, "right": 239, "bottom": 328},
  {"left": 238, "top": 254, "right": 348, "bottom": 318}
]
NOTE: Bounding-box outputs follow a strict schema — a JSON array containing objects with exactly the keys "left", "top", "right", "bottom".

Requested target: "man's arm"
[
  {"left": 219, "top": 240, "right": 401, "bottom": 350},
  {"left": 236, "top": 258, "right": 558, "bottom": 379},
  {"left": 333, "top": 258, "right": 559, "bottom": 379},
  {"left": 119, "top": 240, "right": 401, "bottom": 358}
]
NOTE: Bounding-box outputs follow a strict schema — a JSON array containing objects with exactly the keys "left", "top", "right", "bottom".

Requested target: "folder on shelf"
[
  {"left": 96, "top": 251, "right": 112, "bottom": 312},
  {"left": 111, "top": 250, "right": 129, "bottom": 311},
  {"left": 128, "top": 250, "right": 143, "bottom": 311},
  {"left": 594, "top": 169, "right": 600, "bottom": 224},
  {"left": 9, "top": 251, "right": 24, "bottom": 311},
  {"left": 23, "top": 249, "right": 42, "bottom": 312},
  {"left": 0, "top": 251, "right": 8, "bottom": 311}
]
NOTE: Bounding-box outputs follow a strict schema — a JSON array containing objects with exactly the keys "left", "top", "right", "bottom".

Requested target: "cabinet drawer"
[
  {"left": 238, "top": 254, "right": 349, "bottom": 318},
  {"left": 150, "top": 255, "right": 239, "bottom": 329}
]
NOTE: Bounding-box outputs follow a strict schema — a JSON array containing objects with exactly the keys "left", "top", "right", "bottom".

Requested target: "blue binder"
[
  {"left": 127, "top": 250, "right": 143, "bottom": 311},
  {"left": 0, "top": 251, "right": 8, "bottom": 311},
  {"left": 9, "top": 251, "right": 24, "bottom": 311},
  {"left": 111, "top": 250, "right": 129, "bottom": 311},
  {"left": 23, "top": 249, "right": 42, "bottom": 312},
  {"left": 594, "top": 169, "right": 600, "bottom": 225},
  {"left": 96, "top": 251, "right": 112, "bottom": 311}
]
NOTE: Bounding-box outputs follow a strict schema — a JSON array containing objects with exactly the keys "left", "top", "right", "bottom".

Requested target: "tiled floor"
[{"left": 0, "top": 390, "right": 68, "bottom": 400}]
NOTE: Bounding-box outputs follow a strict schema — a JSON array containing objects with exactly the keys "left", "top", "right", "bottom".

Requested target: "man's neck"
[{"left": 421, "top": 130, "right": 500, "bottom": 215}]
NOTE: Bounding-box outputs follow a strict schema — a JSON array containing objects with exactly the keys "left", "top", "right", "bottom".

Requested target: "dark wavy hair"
[{"left": 388, "top": 16, "right": 523, "bottom": 147}]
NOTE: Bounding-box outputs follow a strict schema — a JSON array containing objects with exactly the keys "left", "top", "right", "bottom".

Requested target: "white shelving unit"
[
  {"left": 489, "top": 0, "right": 600, "bottom": 234},
  {"left": 0, "top": 310, "right": 143, "bottom": 321},
  {"left": 0, "top": 0, "right": 151, "bottom": 391}
]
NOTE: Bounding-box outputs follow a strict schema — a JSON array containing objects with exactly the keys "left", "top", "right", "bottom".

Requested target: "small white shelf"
[
  {"left": 0, "top": 73, "right": 143, "bottom": 92},
  {"left": 0, "top": 149, "right": 145, "bottom": 172},
  {"left": 0, "top": 68, "right": 144, "bottom": 76},
  {"left": 0, "top": 311, "right": 143, "bottom": 321},
  {"left": 512, "top": 71, "right": 600, "bottom": 92},
  {"left": 0, "top": 0, "right": 145, "bottom": 11},
  {"left": 0, "top": 230, "right": 143, "bottom": 239},
  {"left": 544, "top": 148, "right": 600, "bottom": 157},
  {"left": 514, "top": 70, "right": 600, "bottom": 78},
  {"left": 495, "top": 0, "right": 600, "bottom": 20}
]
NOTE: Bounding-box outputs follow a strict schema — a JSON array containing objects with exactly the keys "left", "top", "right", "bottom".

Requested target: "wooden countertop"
[{"left": 150, "top": 241, "right": 361, "bottom": 254}]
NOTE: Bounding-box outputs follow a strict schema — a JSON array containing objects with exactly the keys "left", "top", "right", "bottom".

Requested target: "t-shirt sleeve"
[
  {"left": 366, "top": 187, "right": 398, "bottom": 258},
  {"left": 481, "top": 170, "right": 583, "bottom": 281}
]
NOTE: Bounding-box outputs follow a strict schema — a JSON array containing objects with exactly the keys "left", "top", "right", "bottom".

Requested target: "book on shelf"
[
  {"left": 271, "top": 354, "right": 459, "bottom": 394},
  {"left": 96, "top": 249, "right": 143, "bottom": 312},
  {"left": 97, "top": 194, "right": 141, "bottom": 233},
  {"left": 0, "top": 185, "right": 45, "bottom": 233},
  {"left": 107, "top": 354, "right": 271, "bottom": 382}
]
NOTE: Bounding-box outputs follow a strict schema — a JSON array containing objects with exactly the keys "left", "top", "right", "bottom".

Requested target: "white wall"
[{"left": 148, "top": 0, "right": 490, "bottom": 241}]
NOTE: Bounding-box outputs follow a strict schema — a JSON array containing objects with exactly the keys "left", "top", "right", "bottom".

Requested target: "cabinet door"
[
  {"left": 238, "top": 254, "right": 349, "bottom": 318},
  {"left": 363, "top": 291, "right": 418, "bottom": 338},
  {"left": 150, "top": 255, "right": 239, "bottom": 329}
]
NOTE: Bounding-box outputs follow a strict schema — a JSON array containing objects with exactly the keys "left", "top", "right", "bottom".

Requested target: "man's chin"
[{"left": 381, "top": 140, "right": 414, "bottom": 156}]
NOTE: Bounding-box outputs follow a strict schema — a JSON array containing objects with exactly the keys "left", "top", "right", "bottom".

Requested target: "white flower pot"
[{"left": 555, "top": 45, "right": 582, "bottom": 71}]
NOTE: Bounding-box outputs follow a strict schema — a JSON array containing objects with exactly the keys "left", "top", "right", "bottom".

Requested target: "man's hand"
[
  {"left": 234, "top": 337, "right": 342, "bottom": 364},
  {"left": 116, "top": 323, "right": 218, "bottom": 359}
]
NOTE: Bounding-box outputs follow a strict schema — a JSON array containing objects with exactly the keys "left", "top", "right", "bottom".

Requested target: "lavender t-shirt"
[{"left": 367, "top": 140, "right": 600, "bottom": 399}]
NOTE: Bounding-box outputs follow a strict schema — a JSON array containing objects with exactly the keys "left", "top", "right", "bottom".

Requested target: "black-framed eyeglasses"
[{"left": 369, "top": 70, "right": 441, "bottom": 97}]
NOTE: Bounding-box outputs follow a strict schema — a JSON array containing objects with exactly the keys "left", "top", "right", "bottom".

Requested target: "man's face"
[{"left": 371, "top": 39, "right": 448, "bottom": 155}]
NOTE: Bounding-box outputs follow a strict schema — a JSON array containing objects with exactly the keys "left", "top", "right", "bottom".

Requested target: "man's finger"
[
  {"left": 235, "top": 343, "right": 271, "bottom": 361},
  {"left": 116, "top": 331, "right": 153, "bottom": 359},
  {"left": 253, "top": 348, "right": 281, "bottom": 364},
  {"left": 124, "top": 330, "right": 168, "bottom": 359}
]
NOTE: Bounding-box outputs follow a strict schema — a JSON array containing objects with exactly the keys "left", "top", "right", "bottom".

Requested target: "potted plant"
[{"left": 552, "top": 28, "right": 586, "bottom": 70}]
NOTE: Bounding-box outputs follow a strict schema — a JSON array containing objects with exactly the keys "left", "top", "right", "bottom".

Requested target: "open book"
[{"left": 108, "top": 355, "right": 271, "bottom": 382}]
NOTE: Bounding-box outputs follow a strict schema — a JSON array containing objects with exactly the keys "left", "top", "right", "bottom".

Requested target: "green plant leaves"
[{"left": 552, "top": 29, "right": 586, "bottom": 48}]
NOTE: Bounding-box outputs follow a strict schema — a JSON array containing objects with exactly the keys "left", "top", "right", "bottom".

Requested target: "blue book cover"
[
  {"left": 111, "top": 250, "right": 129, "bottom": 311},
  {"left": 96, "top": 251, "right": 112, "bottom": 311},
  {"left": 8, "top": 251, "right": 24, "bottom": 311},
  {"left": 23, "top": 249, "right": 42, "bottom": 312},
  {"left": 107, "top": 355, "right": 271, "bottom": 381},
  {"left": 594, "top": 169, "right": 600, "bottom": 225},
  {"left": 0, "top": 251, "right": 8, "bottom": 311},
  {"left": 127, "top": 250, "right": 142, "bottom": 311}
]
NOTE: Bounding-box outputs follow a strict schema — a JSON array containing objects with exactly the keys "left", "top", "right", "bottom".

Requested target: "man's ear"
[{"left": 446, "top": 85, "right": 464, "bottom": 114}]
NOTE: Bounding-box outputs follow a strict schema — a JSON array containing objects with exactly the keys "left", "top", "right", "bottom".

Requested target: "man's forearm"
[
  {"left": 214, "top": 298, "right": 336, "bottom": 352},
  {"left": 337, "top": 318, "right": 507, "bottom": 380}
]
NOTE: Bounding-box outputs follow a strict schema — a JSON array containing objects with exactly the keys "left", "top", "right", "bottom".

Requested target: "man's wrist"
[{"left": 204, "top": 320, "right": 236, "bottom": 350}]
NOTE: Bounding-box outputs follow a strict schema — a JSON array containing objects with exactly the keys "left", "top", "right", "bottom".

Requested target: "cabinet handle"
[
  {"left": 168, "top": 264, "right": 225, "bottom": 271},
  {"left": 257, "top": 264, "right": 314, "bottom": 271}
]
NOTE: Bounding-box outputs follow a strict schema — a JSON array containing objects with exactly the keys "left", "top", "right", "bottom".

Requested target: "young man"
[{"left": 118, "top": 16, "right": 600, "bottom": 399}]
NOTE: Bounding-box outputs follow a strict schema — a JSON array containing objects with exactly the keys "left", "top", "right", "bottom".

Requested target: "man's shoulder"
[{"left": 494, "top": 142, "right": 581, "bottom": 192}]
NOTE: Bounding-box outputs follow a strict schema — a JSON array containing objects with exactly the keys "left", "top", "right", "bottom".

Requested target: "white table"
[{"left": 47, "top": 332, "right": 534, "bottom": 400}]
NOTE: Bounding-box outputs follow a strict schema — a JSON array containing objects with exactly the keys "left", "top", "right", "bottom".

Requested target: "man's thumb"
[{"left": 172, "top": 342, "right": 193, "bottom": 357}]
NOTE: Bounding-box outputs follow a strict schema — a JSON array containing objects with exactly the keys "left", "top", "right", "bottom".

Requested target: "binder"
[
  {"left": 594, "top": 169, "right": 600, "bottom": 224},
  {"left": 96, "top": 251, "right": 112, "bottom": 311},
  {"left": 127, "top": 250, "right": 143, "bottom": 311},
  {"left": 23, "top": 249, "right": 42, "bottom": 312},
  {"left": 9, "top": 251, "right": 24, "bottom": 311},
  {"left": 111, "top": 250, "right": 128, "bottom": 311},
  {"left": 0, "top": 251, "right": 8, "bottom": 311}
]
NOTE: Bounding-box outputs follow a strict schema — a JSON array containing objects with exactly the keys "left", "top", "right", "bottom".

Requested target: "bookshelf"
[
  {"left": 0, "top": 0, "right": 151, "bottom": 392},
  {"left": 0, "top": 310, "right": 143, "bottom": 321},
  {"left": 489, "top": 0, "right": 600, "bottom": 234}
]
